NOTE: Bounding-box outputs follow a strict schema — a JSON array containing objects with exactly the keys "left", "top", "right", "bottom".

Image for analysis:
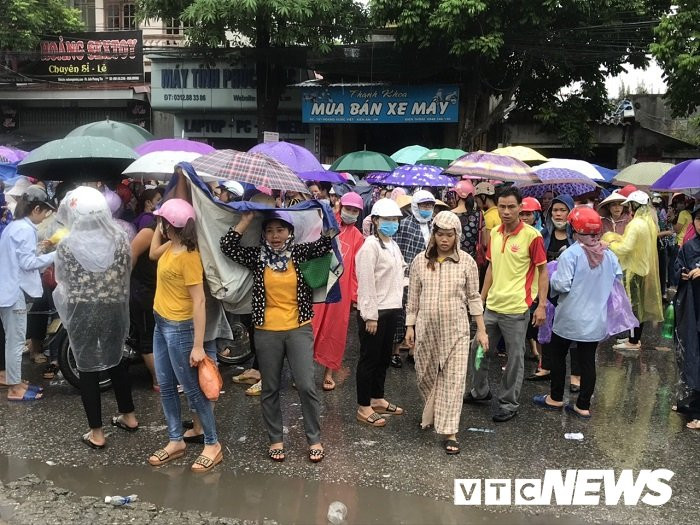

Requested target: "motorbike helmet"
[
  {"left": 521, "top": 197, "right": 542, "bottom": 212},
  {"left": 153, "top": 198, "right": 196, "bottom": 227},
  {"left": 568, "top": 206, "right": 603, "bottom": 235},
  {"left": 340, "top": 192, "right": 364, "bottom": 210},
  {"left": 454, "top": 180, "right": 476, "bottom": 199},
  {"left": 370, "top": 198, "right": 403, "bottom": 218}
]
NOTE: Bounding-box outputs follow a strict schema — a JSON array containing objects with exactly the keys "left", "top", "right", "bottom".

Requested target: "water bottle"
[
  {"left": 661, "top": 301, "right": 675, "bottom": 339},
  {"left": 104, "top": 495, "right": 138, "bottom": 506},
  {"left": 474, "top": 345, "right": 485, "bottom": 370}
]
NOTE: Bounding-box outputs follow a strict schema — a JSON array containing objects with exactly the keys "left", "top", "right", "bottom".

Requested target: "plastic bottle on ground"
[{"left": 104, "top": 495, "right": 138, "bottom": 506}]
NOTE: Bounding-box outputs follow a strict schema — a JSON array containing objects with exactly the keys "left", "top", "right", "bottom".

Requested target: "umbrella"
[
  {"left": 518, "top": 167, "right": 597, "bottom": 199},
  {"left": 536, "top": 159, "right": 604, "bottom": 181},
  {"left": 248, "top": 141, "right": 323, "bottom": 173},
  {"left": 330, "top": 151, "right": 397, "bottom": 173},
  {"left": 613, "top": 162, "right": 674, "bottom": 188},
  {"left": 123, "top": 151, "right": 210, "bottom": 181},
  {"left": 592, "top": 164, "right": 618, "bottom": 182},
  {"left": 391, "top": 145, "right": 429, "bottom": 165},
  {"left": 364, "top": 172, "right": 390, "bottom": 184},
  {"left": 491, "top": 146, "right": 548, "bottom": 163},
  {"left": 191, "top": 150, "right": 310, "bottom": 194},
  {"left": 415, "top": 148, "right": 466, "bottom": 168},
  {"left": 297, "top": 170, "right": 346, "bottom": 183},
  {"left": 382, "top": 164, "right": 455, "bottom": 187},
  {"left": 18, "top": 136, "right": 138, "bottom": 181},
  {"left": 444, "top": 150, "right": 540, "bottom": 183},
  {"left": 66, "top": 119, "right": 153, "bottom": 149},
  {"left": 135, "top": 139, "right": 215, "bottom": 156},
  {"left": 651, "top": 159, "right": 700, "bottom": 192},
  {"left": 0, "top": 162, "right": 18, "bottom": 181},
  {"left": 0, "top": 146, "right": 28, "bottom": 163}
]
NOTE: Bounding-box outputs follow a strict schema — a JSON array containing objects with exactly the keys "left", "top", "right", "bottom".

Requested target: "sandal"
[
  {"left": 43, "top": 363, "right": 59, "bottom": 379},
  {"left": 233, "top": 370, "right": 260, "bottom": 385},
  {"left": 686, "top": 419, "right": 700, "bottom": 430},
  {"left": 356, "top": 412, "right": 386, "bottom": 427},
  {"left": 565, "top": 404, "right": 591, "bottom": 419},
  {"left": 443, "top": 439, "right": 460, "bottom": 455},
  {"left": 148, "top": 448, "right": 185, "bottom": 466},
  {"left": 191, "top": 451, "right": 223, "bottom": 472},
  {"left": 111, "top": 415, "right": 139, "bottom": 432},
  {"left": 372, "top": 402, "right": 404, "bottom": 415},
  {"left": 30, "top": 354, "right": 48, "bottom": 364},
  {"left": 81, "top": 432, "right": 105, "bottom": 450},
  {"left": 309, "top": 447, "right": 325, "bottom": 463},
  {"left": 8, "top": 388, "right": 43, "bottom": 401},
  {"left": 322, "top": 378, "right": 336, "bottom": 391},
  {"left": 268, "top": 447, "right": 286, "bottom": 462}
]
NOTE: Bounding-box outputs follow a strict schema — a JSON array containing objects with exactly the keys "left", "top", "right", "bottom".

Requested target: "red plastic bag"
[{"left": 198, "top": 356, "right": 222, "bottom": 401}]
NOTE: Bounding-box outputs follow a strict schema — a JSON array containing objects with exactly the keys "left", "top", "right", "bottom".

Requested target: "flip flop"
[
  {"left": 111, "top": 415, "right": 139, "bottom": 432},
  {"left": 443, "top": 439, "right": 460, "bottom": 455},
  {"left": 532, "top": 394, "right": 563, "bottom": 411},
  {"left": 372, "top": 402, "right": 404, "bottom": 415},
  {"left": 356, "top": 412, "right": 386, "bottom": 427},
  {"left": 191, "top": 451, "right": 223, "bottom": 472},
  {"left": 268, "top": 447, "right": 286, "bottom": 462},
  {"left": 565, "top": 404, "right": 591, "bottom": 419},
  {"left": 148, "top": 448, "right": 185, "bottom": 466},
  {"left": 322, "top": 378, "right": 336, "bottom": 391},
  {"left": 81, "top": 432, "right": 105, "bottom": 450},
  {"left": 308, "top": 447, "right": 325, "bottom": 463},
  {"left": 8, "top": 388, "right": 43, "bottom": 401}
]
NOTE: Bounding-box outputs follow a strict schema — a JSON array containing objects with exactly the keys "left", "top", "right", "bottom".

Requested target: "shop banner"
[
  {"left": 8, "top": 31, "right": 144, "bottom": 83},
  {"left": 175, "top": 115, "right": 309, "bottom": 139},
  {"left": 301, "top": 85, "right": 459, "bottom": 124}
]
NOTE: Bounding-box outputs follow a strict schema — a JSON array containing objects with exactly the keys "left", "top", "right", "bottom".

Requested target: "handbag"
[
  {"left": 299, "top": 252, "right": 332, "bottom": 288},
  {"left": 198, "top": 356, "right": 223, "bottom": 401},
  {"left": 42, "top": 265, "right": 57, "bottom": 290},
  {"left": 475, "top": 212, "right": 487, "bottom": 267}
]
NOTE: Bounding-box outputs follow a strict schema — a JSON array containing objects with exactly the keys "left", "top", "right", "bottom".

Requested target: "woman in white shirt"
[
  {"left": 0, "top": 186, "right": 55, "bottom": 401},
  {"left": 355, "top": 199, "right": 406, "bottom": 427}
]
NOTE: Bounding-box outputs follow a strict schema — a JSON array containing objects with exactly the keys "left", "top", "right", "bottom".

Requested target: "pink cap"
[
  {"left": 257, "top": 185, "right": 273, "bottom": 196},
  {"left": 153, "top": 198, "right": 195, "bottom": 228},
  {"left": 340, "top": 192, "right": 364, "bottom": 210}
]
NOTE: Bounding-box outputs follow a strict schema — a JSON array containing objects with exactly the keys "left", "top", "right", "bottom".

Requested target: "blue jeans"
[{"left": 153, "top": 313, "right": 218, "bottom": 445}]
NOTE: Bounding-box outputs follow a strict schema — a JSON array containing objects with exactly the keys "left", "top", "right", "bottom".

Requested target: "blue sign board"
[{"left": 301, "top": 85, "right": 459, "bottom": 124}]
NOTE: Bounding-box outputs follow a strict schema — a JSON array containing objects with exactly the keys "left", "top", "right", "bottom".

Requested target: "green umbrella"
[
  {"left": 66, "top": 119, "right": 153, "bottom": 149},
  {"left": 390, "top": 145, "right": 429, "bottom": 165},
  {"left": 415, "top": 148, "right": 467, "bottom": 168},
  {"left": 612, "top": 162, "right": 675, "bottom": 188},
  {"left": 18, "top": 136, "right": 138, "bottom": 181},
  {"left": 329, "top": 151, "right": 398, "bottom": 173}
]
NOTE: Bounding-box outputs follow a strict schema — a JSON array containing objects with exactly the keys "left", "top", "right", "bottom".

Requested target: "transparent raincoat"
[
  {"left": 603, "top": 204, "right": 663, "bottom": 323},
  {"left": 53, "top": 187, "right": 131, "bottom": 372}
]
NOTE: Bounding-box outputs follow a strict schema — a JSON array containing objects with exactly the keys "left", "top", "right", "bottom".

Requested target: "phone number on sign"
[{"left": 163, "top": 94, "right": 207, "bottom": 101}]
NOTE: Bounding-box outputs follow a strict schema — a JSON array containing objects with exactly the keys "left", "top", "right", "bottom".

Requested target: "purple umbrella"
[
  {"left": 382, "top": 164, "right": 455, "bottom": 187},
  {"left": 517, "top": 167, "right": 597, "bottom": 198},
  {"left": 651, "top": 159, "right": 700, "bottom": 191},
  {"left": 248, "top": 141, "right": 323, "bottom": 173},
  {"left": 297, "top": 170, "right": 346, "bottom": 183},
  {"left": 0, "top": 146, "right": 28, "bottom": 163},
  {"left": 135, "top": 139, "right": 215, "bottom": 156},
  {"left": 364, "top": 172, "right": 390, "bottom": 184}
]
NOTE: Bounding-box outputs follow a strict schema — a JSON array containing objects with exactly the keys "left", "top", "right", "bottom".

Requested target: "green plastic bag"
[{"left": 299, "top": 253, "right": 332, "bottom": 289}]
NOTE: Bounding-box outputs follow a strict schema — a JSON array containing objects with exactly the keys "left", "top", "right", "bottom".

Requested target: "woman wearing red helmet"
[{"left": 532, "top": 207, "right": 623, "bottom": 418}]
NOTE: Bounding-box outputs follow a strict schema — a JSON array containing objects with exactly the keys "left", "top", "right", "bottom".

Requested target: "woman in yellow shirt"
[
  {"left": 220, "top": 210, "right": 334, "bottom": 463},
  {"left": 147, "top": 198, "right": 222, "bottom": 473}
]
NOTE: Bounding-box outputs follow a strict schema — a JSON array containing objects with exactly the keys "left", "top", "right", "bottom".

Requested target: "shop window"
[
  {"left": 104, "top": 1, "right": 137, "bottom": 30},
  {"left": 70, "top": 0, "right": 96, "bottom": 31}
]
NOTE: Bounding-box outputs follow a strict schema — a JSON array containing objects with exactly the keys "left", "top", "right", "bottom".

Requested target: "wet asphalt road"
[{"left": 0, "top": 316, "right": 697, "bottom": 525}]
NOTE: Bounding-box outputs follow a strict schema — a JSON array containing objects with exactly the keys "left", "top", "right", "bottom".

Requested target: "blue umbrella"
[
  {"left": 364, "top": 172, "right": 390, "bottom": 184},
  {"left": 0, "top": 162, "right": 18, "bottom": 181},
  {"left": 297, "top": 170, "right": 346, "bottom": 183},
  {"left": 592, "top": 164, "right": 618, "bottom": 182},
  {"left": 382, "top": 164, "right": 455, "bottom": 187}
]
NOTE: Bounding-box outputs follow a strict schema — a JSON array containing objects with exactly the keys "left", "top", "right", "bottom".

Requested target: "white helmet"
[
  {"left": 623, "top": 190, "right": 650, "bottom": 206},
  {"left": 219, "top": 180, "right": 244, "bottom": 197},
  {"left": 371, "top": 198, "right": 403, "bottom": 218},
  {"left": 65, "top": 186, "right": 110, "bottom": 216}
]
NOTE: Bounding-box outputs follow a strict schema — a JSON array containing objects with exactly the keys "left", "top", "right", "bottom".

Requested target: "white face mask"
[
  {"left": 552, "top": 220, "right": 568, "bottom": 231},
  {"left": 340, "top": 210, "right": 359, "bottom": 224}
]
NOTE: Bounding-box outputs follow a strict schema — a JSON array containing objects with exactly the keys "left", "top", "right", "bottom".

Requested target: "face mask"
[
  {"left": 378, "top": 220, "right": 399, "bottom": 237},
  {"left": 418, "top": 209, "right": 433, "bottom": 220},
  {"left": 552, "top": 220, "right": 568, "bottom": 231},
  {"left": 340, "top": 210, "right": 359, "bottom": 224}
]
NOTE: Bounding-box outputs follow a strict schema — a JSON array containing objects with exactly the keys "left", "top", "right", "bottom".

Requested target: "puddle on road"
[{"left": 0, "top": 454, "right": 580, "bottom": 524}]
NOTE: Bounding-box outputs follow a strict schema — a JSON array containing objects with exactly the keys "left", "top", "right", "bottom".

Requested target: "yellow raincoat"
[{"left": 603, "top": 205, "right": 663, "bottom": 323}]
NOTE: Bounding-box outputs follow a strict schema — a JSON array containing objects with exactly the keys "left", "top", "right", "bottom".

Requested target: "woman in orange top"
[{"left": 220, "top": 210, "right": 334, "bottom": 463}]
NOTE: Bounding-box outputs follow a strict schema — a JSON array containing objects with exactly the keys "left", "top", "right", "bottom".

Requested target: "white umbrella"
[
  {"left": 536, "top": 159, "right": 605, "bottom": 181},
  {"left": 122, "top": 151, "right": 217, "bottom": 181}
]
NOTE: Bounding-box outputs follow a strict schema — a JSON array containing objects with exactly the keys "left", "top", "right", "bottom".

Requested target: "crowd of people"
[{"left": 0, "top": 169, "right": 698, "bottom": 471}]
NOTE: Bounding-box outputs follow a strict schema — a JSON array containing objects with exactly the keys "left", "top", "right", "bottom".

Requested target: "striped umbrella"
[
  {"left": 444, "top": 150, "right": 540, "bottom": 182},
  {"left": 191, "top": 150, "right": 310, "bottom": 194},
  {"left": 382, "top": 164, "right": 455, "bottom": 187}
]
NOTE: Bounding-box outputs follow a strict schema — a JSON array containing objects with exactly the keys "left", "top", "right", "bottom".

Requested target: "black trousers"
[
  {"left": 549, "top": 332, "right": 598, "bottom": 410},
  {"left": 356, "top": 309, "right": 399, "bottom": 406},
  {"left": 130, "top": 297, "right": 155, "bottom": 355},
  {"left": 541, "top": 340, "right": 580, "bottom": 375},
  {"left": 629, "top": 323, "right": 644, "bottom": 344},
  {"left": 657, "top": 245, "right": 668, "bottom": 297},
  {"left": 0, "top": 319, "right": 5, "bottom": 371},
  {"left": 79, "top": 361, "right": 135, "bottom": 429}
]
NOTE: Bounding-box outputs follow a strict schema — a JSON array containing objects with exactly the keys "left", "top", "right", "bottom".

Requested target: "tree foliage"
[
  {"left": 370, "top": 0, "right": 671, "bottom": 154},
  {"left": 0, "top": 0, "right": 84, "bottom": 51},
  {"left": 651, "top": 1, "right": 700, "bottom": 117}
]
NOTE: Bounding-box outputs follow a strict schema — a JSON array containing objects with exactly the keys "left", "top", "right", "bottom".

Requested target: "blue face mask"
[
  {"left": 378, "top": 220, "right": 399, "bottom": 237},
  {"left": 418, "top": 209, "right": 433, "bottom": 220}
]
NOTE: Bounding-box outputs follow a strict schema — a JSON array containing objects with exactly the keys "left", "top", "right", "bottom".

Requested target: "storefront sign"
[
  {"left": 301, "top": 85, "right": 459, "bottom": 124},
  {"left": 151, "top": 61, "right": 301, "bottom": 111},
  {"left": 175, "top": 115, "right": 309, "bottom": 139},
  {"left": 10, "top": 31, "right": 144, "bottom": 83}
]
